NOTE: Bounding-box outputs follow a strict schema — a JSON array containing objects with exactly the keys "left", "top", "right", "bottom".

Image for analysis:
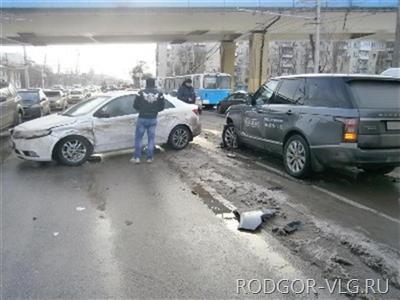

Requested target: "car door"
[
  {"left": 261, "top": 78, "right": 305, "bottom": 148},
  {"left": 241, "top": 80, "right": 279, "bottom": 147},
  {"left": 92, "top": 95, "right": 137, "bottom": 152}
]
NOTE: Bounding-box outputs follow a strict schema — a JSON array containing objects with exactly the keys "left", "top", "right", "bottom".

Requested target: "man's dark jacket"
[
  {"left": 134, "top": 91, "right": 165, "bottom": 119},
  {"left": 177, "top": 84, "right": 196, "bottom": 104}
]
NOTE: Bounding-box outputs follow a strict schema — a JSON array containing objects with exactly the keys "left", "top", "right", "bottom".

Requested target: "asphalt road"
[
  {"left": 1, "top": 146, "right": 328, "bottom": 299},
  {"left": 1, "top": 110, "right": 399, "bottom": 299}
]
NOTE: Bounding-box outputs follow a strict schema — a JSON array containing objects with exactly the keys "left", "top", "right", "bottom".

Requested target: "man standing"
[
  {"left": 131, "top": 78, "right": 165, "bottom": 164},
  {"left": 177, "top": 78, "right": 196, "bottom": 104}
]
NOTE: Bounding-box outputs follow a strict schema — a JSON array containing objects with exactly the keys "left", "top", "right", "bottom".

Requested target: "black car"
[
  {"left": 222, "top": 74, "right": 400, "bottom": 178},
  {"left": 18, "top": 89, "right": 51, "bottom": 120},
  {"left": 217, "top": 91, "right": 249, "bottom": 114}
]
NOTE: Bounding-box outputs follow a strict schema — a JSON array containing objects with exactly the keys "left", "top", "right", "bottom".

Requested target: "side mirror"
[{"left": 94, "top": 110, "right": 110, "bottom": 118}]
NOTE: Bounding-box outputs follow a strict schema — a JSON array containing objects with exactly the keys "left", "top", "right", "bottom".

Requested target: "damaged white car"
[{"left": 11, "top": 91, "right": 201, "bottom": 166}]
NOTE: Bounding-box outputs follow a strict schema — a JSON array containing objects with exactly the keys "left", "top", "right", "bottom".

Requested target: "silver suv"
[
  {"left": 222, "top": 74, "right": 400, "bottom": 178},
  {"left": 0, "top": 82, "right": 23, "bottom": 132}
]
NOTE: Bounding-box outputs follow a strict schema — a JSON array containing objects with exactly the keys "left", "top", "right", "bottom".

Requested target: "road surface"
[{"left": 1, "top": 111, "right": 399, "bottom": 299}]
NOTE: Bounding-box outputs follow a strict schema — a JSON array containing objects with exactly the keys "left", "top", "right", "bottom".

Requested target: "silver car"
[{"left": 0, "top": 82, "right": 23, "bottom": 131}]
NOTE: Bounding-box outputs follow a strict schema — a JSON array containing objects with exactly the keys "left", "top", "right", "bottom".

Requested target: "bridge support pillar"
[
  {"left": 248, "top": 32, "right": 270, "bottom": 93},
  {"left": 220, "top": 41, "right": 236, "bottom": 87}
]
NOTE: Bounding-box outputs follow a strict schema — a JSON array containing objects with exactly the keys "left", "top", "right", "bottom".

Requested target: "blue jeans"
[{"left": 134, "top": 117, "right": 157, "bottom": 159}]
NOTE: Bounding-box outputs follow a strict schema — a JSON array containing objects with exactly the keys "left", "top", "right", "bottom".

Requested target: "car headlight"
[
  {"left": 56, "top": 99, "right": 62, "bottom": 103},
  {"left": 13, "top": 129, "right": 52, "bottom": 139}
]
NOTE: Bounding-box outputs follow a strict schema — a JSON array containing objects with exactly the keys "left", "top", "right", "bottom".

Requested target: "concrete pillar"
[
  {"left": 248, "top": 32, "right": 270, "bottom": 93},
  {"left": 220, "top": 41, "right": 236, "bottom": 87}
]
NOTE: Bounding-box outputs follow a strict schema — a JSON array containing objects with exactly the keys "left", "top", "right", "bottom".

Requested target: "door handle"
[{"left": 286, "top": 110, "right": 293, "bottom": 115}]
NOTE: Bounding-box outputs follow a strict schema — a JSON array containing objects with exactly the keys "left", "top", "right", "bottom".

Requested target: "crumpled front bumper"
[{"left": 11, "top": 135, "right": 58, "bottom": 161}]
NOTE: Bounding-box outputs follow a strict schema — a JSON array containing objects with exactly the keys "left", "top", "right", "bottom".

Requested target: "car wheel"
[
  {"left": 361, "top": 166, "right": 396, "bottom": 175},
  {"left": 56, "top": 135, "right": 92, "bottom": 166},
  {"left": 168, "top": 125, "right": 191, "bottom": 150},
  {"left": 222, "top": 124, "right": 239, "bottom": 149},
  {"left": 283, "top": 135, "right": 311, "bottom": 178}
]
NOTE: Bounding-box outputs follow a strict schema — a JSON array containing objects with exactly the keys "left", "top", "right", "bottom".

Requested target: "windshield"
[
  {"left": 62, "top": 96, "right": 111, "bottom": 116},
  {"left": 71, "top": 90, "right": 82, "bottom": 95},
  {"left": 18, "top": 91, "right": 39, "bottom": 102},
  {"left": 349, "top": 81, "right": 400, "bottom": 109},
  {"left": 45, "top": 91, "right": 61, "bottom": 97},
  {"left": 203, "top": 75, "right": 231, "bottom": 89},
  {"left": 217, "top": 76, "right": 231, "bottom": 89}
]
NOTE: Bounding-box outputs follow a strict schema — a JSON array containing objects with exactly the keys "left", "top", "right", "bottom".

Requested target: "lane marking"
[
  {"left": 235, "top": 153, "right": 400, "bottom": 225},
  {"left": 311, "top": 185, "right": 400, "bottom": 225}
]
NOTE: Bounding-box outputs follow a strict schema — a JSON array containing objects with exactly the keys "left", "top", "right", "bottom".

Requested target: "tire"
[
  {"left": 283, "top": 135, "right": 312, "bottom": 178},
  {"left": 168, "top": 125, "right": 191, "bottom": 150},
  {"left": 222, "top": 124, "right": 239, "bottom": 149},
  {"left": 55, "top": 135, "right": 92, "bottom": 166},
  {"left": 362, "top": 166, "right": 396, "bottom": 175}
]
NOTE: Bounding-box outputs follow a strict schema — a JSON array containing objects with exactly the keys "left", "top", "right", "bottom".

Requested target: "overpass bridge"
[{"left": 1, "top": 0, "right": 399, "bottom": 90}]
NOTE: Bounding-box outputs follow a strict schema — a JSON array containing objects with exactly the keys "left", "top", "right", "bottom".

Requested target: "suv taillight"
[{"left": 335, "top": 117, "right": 358, "bottom": 143}]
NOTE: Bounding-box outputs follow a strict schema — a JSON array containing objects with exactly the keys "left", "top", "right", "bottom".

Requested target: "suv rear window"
[
  {"left": 348, "top": 81, "right": 400, "bottom": 109},
  {"left": 304, "top": 78, "right": 352, "bottom": 108}
]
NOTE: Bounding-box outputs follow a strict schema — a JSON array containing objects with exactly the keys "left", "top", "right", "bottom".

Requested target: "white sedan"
[{"left": 11, "top": 91, "right": 201, "bottom": 166}]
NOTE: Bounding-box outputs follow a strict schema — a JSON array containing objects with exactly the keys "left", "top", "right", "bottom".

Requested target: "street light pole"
[{"left": 314, "top": 0, "right": 321, "bottom": 73}]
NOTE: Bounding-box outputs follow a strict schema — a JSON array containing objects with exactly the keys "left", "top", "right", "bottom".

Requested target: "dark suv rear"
[{"left": 222, "top": 74, "right": 400, "bottom": 178}]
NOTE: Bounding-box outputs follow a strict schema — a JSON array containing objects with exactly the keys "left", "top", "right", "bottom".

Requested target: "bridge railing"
[{"left": 3, "top": 0, "right": 398, "bottom": 9}]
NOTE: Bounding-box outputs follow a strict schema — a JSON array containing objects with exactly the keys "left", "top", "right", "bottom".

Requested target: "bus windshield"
[{"left": 203, "top": 75, "right": 231, "bottom": 89}]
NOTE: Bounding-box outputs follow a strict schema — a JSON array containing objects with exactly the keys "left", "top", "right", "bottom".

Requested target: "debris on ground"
[
  {"left": 76, "top": 206, "right": 86, "bottom": 211},
  {"left": 331, "top": 255, "right": 353, "bottom": 266},
  {"left": 234, "top": 209, "right": 277, "bottom": 231},
  {"left": 272, "top": 226, "right": 288, "bottom": 236},
  {"left": 267, "top": 186, "right": 283, "bottom": 191},
  {"left": 32, "top": 217, "right": 37, "bottom": 221},
  {"left": 99, "top": 215, "right": 106, "bottom": 219},
  {"left": 53, "top": 232, "right": 59, "bottom": 237},
  {"left": 125, "top": 220, "right": 133, "bottom": 226},
  {"left": 283, "top": 220, "right": 302, "bottom": 234},
  {"left": 191, "top": 190, "right": 198, "bottom": 195},
  {"left": 226, "top": 153, "right": 236, "bottom": 158},
  {"left": 87, "top": 155, "right": 102, "bottom": 163}
]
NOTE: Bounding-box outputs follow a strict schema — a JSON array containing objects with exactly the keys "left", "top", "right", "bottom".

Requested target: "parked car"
[
  {"left": 216, "top": 91, "right": 250, "bottom": 114},
  {"left": 68, "top": 89, "right": 85, "bottom": 104},
  {"left": 44, "top": 89, "right": 69, "bottom": 111},
  {"left": 222, "top": 74, "right": 400, "bottom": 178},
  {"left": 0, "top": 82, "right": 24, "bottom": 131},
  {"left": 17, "top": 88, "right": 51, "bottom": 120},
  {"left": 381, "top": 68, "right": 400, "bottom": 78},
  {"left": 11, "top": 92, "right": 201, "bottom": 166}
]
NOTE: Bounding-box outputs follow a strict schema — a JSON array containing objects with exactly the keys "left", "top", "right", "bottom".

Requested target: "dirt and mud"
[{"left": 164, "top": 112, "right": 400, "bottom": 299}]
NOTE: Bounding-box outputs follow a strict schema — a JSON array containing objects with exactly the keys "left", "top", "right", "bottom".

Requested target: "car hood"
[{"left": 15, "top": 114, "right": 77, "bottom": 131}]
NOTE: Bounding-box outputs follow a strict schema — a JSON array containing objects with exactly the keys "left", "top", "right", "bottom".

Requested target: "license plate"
[{"left": 387, "top": 121, "right": 400, "bottom": 130}]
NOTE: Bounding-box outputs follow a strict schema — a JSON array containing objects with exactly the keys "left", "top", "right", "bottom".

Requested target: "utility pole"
[
  {"left": 23, "top": 45, "right": 30, "bottom": 88},
  {"left": 41, "top": 53, "right": 47, "bottom": 88},
  {"left": 314, "top": 0, "right": 321, "bottom": 73},
  {"left": 393, "top": 0, "right": 400, "bottom": 67}
]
